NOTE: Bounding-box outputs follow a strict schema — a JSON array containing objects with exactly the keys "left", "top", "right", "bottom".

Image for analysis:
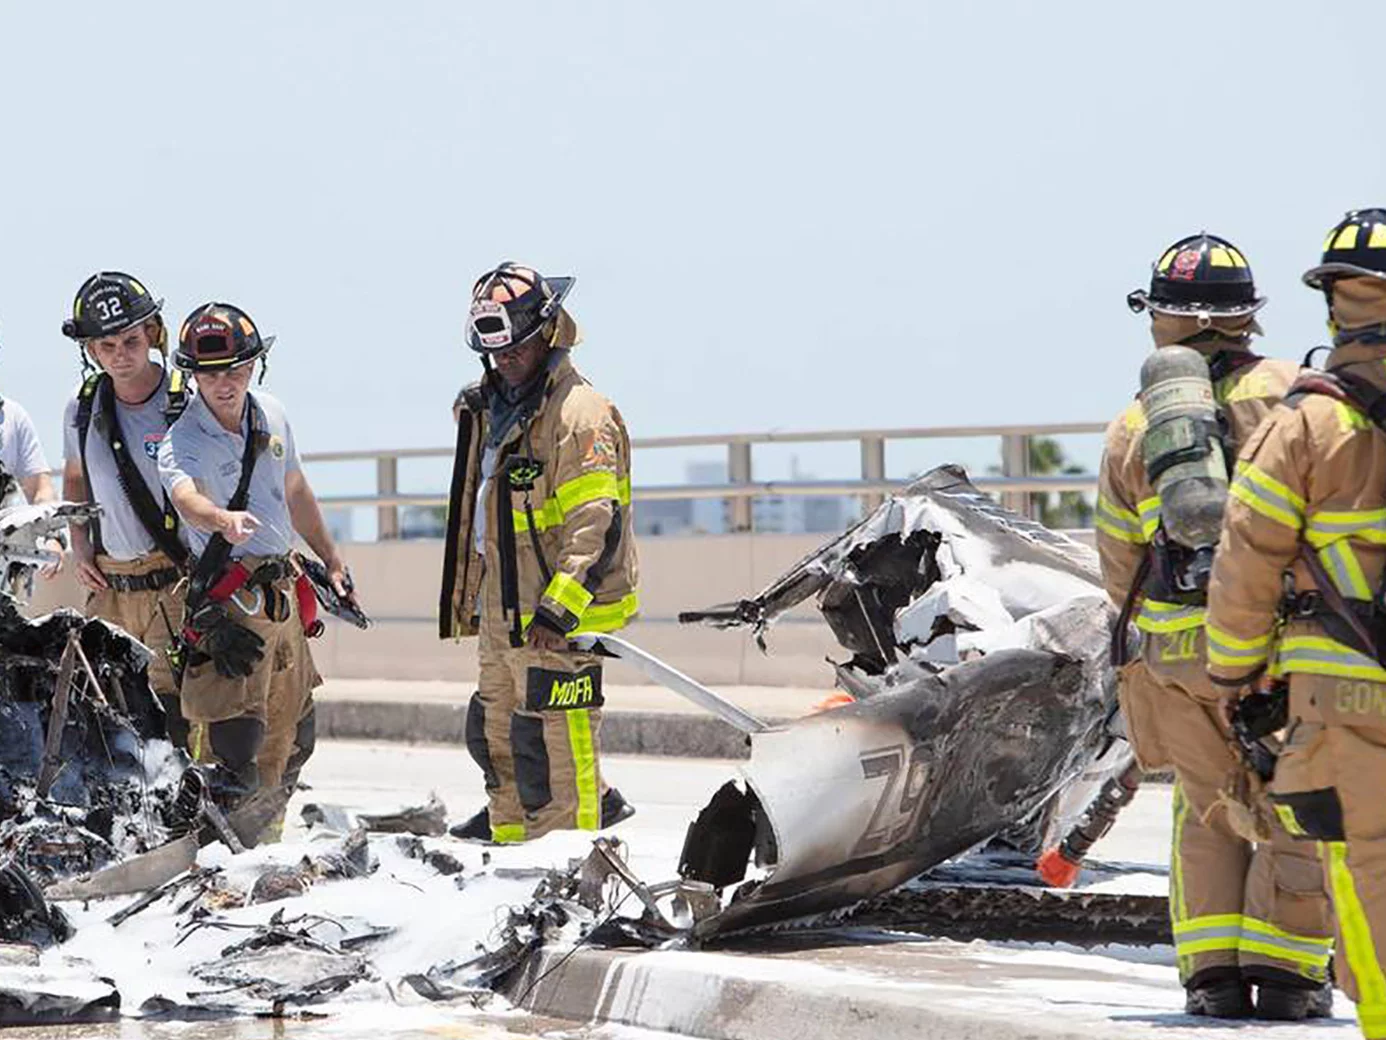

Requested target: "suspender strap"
[
  {"left": 95, "top": 376, "right": 189, "bottom": 566},
  {"left": 186, "top": 402, "right": 264, "bottom": 611}
]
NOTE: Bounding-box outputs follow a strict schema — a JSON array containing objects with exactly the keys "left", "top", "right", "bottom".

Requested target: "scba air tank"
[{"left": 1138, "top": 345, "right": 1228, "bottom": 549}]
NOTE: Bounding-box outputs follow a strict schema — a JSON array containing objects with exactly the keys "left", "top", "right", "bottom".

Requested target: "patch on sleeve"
[{"left": 579, "top": 427, "right": 619, "bottom": 471}]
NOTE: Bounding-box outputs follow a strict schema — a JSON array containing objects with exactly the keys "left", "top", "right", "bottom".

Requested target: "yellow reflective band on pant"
[
  {"left": 1275, "top": 803, "right": 1307, "bottom": 837},
  {"left": 567, "top": 711, "right": 599, "bottom": 831},
  {"left": 1206, "top": 623, "right": 1271, "bottom": 669},
  {"left": 1307, "top": 507, "right": 1386, "bottom": 548},
  {"left": 1231, "top": 461, "right": 1306, "bottom": 530},
  {"left": 1274, "top": 635, "right": 1386, "bottom": 683},
  {"left": 1135, "top": 600, "right": 1206, "bottom": 634},
  {"left": 1172, "top": 914, "right": 1242, "bottom": 958},
  {"left": 513, "top": 473, "right": 633, "bottom": 534},
  {"left": 544, "top": 572, "right": 595, "bottom": 617},
  {"left": 1239, "top": 917, "right": 1332, "bottom": 978},
  {"left": 1326, "top": 841, "right": 1386, "bottom": 1036},
  {"left": 1171, "top": 784, "right": 1193, "bottom": 979},
  {"left": 491, "top": 823, "right": 526, "bottom": 843}
]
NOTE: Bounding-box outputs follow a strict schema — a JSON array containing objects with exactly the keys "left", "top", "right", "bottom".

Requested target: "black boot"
[
  {"left": 1255, "top": 981, "right": 1333, "bottom": 1021},
  {"left": 600, "top": 787, "right": 636, "bottom": 829},
  {"left": 448, "top": 806, "right": 491, "bottom": 840},
  {"left": 1185, "top": 969, "right": 1252, "bottom": 1019}
]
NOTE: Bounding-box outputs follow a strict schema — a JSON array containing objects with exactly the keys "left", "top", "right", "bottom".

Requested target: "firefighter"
[
  {"left": 60, "top": 272, "right": 191, "bottom": 747},
  {"left": 158, "top": 302, "right": 346, "bottom": 829},
  {"left": 440, "top": 262, "right": 638, "bottom": 843},
  {"left": 0, "top": 384, "right": 62, "bottom": 582},
  {"left": 1207, "top": 208, "right": 1386, "bottom": 1039},
  {"left": 1098, "top": 234, "right": 1334, "bottom": 1019}
]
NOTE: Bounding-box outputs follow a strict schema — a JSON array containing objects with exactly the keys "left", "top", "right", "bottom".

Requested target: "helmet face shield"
[
  {"left": 466, "top": 262, "right": 574, "bottom": 353},
  {"left": 469, "top": 299, "right": 518, "bottom": 351}
]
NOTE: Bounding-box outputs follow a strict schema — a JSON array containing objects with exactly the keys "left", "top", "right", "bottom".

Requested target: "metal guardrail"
[{"left": 303, "top": 422, "right": 1107, "bottom": 538}]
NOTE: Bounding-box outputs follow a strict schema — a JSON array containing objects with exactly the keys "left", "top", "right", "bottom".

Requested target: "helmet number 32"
[{"left": 94, "top": 296, "right": 124, "bottom": 321}]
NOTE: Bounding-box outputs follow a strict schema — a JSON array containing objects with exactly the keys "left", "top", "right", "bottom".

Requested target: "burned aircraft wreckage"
[
  {"left": 557, "top": 465, "right": 1156, "bottom": 942},
  {"left": 0, "top": 468, "right": 1168, "bottom": 1021}
]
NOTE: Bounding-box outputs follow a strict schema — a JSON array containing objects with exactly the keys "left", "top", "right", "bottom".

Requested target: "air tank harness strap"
[{"left": 1280, "top": 548, "right": 1386, "bottom": 666}]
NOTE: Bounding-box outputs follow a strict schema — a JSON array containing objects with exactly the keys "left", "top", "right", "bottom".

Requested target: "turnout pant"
[
  {"left": 180, "top": 560, "right": 322, "bottom": 837},
  {"left": 1273, "top": 680, "right": 1386, "bottom": 1038},
  {"left": 469, "top": 614, "right": 606, "bottom": 844},
  {"left": 86, "top": 552, "right": 186, "bottom": 747},
  {"left": 1119, "top": 630, "right": 1334, "bottom": 988}
]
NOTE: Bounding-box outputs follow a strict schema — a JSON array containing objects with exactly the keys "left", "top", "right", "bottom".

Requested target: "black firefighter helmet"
[
  {"left": 1303, "top": 208, "right": 1386, "bottom": 290},
  {"left": 62, "top": 271, "right": 164, "bottom": 342},
  {"left": 1127, "top": 233, "right": 1265, "bottom": 319},
  {"left": 174, "top": 302, "right": 274, "bottom": 372},
  {"left": 466, "top": 262, "right": 574, "bottom": 354}
]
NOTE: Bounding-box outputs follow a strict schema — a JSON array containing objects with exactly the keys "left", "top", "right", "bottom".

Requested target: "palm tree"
[{"left": 987, "top": 437, "right": 1094, "bottom": 528}]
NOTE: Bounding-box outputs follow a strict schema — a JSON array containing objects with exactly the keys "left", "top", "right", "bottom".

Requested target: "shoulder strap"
[
  {"left": 97, "top": 376, "right": 188, "bottom": 566},
  {"left": 164, "top": 369, "right": 190, "bottom": 427},
  {"left": 1285, "top": 368, "right": 1386, "bottom": 433},
  {"left": 187, "top": 400, "right": 265, "bottom": 607},
  {"left": 77, "top": 373, "right": 105, "bottom": 553}
]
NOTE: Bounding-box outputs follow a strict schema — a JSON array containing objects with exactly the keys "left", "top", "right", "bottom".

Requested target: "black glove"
[
  {"left": 1230, "top": 684, "right": 1288, "bottom": 782},
  {"left": 189, "top": 602, "right": 265, "bottom": 679}
]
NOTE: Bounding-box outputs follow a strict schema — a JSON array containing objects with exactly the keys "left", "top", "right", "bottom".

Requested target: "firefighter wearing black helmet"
[
  {"left": 1099, "top": 235, "right": 1335, "bottom": 1019},
  {"left": 1207, "top": 209, "right": 1386, "bottom": 1039},
  {"left": 60, "top": 272, "right": 192, "bottom": 745},
  {"left": 440, "top": 262, "right": 639, "bottom": 843},
  {"left": 157, "top": 302, "right": 356, "bottom": 837}
]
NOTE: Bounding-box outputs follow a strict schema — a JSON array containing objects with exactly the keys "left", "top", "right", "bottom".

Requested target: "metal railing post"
[
  {"left": 377, "top": 455, "right": 400, "bottom": 540},
  {"left": 860, "top": 435, "right": 886, "bottom": 512},
  {"left": 1000, "top": 433, "right": 1030, "bottom": 517},
  {"left": 728, "top": 441, "right": 753, "bottom": 532}
]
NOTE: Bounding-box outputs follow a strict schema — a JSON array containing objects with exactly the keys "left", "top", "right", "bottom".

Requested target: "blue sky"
[{"left": 1, "top": 2, "right": 1380, "bottom": 499}]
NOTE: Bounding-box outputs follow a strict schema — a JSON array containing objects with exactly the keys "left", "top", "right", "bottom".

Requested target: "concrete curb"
[
  {"left": 503, "top": 946, "right": 1194, "bottom": 1040},
  {"left": 316, "top": 700, "right": 768, "bottom": 759}
]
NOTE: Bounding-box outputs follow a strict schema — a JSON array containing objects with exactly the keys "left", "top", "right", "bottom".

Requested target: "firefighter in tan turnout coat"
[
  {"left": 1098, "top": 234, "right": 1334, "bottom": 1020},
  {"left": 1207, "top": 208, "right": 1386, "bottom": 1040},
  {"left": 440, "top": 262, "right": 639, "bottom": 844}
]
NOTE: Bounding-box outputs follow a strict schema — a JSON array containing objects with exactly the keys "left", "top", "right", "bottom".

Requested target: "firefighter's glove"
[{"left": 189, "top": 602, "right": 265, "bottom": 679}]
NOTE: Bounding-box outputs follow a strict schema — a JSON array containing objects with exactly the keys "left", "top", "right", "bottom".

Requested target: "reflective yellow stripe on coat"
[{"left": 514, "top": 475, "right": 633, "bottom": 534}]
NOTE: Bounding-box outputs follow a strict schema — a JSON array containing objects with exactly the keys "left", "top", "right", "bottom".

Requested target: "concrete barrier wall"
[
  {"left": 26, "top": 533, "right": 848, "bottom": 688},
  {"left": 27, "top": 528, "right": 1099, "bottom": 689}
]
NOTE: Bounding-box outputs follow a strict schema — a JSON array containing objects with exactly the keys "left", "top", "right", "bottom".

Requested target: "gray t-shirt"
[
  {"left": 0, "top": 398, "right": 51, "bottom": 490},
  {"left": 159, "top": 390, "right": 302, "bottom": 560},
  {"left": 62, "top": 373, "right": 186, "bottom": 561}
]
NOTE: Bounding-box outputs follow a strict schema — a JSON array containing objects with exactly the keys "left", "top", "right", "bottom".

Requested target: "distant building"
[
  {"left": 633, "top": 457, "right": 859, "bottom": 536},
  {"left": 634, "top": 498, "right": 695, "bottom": 537}
]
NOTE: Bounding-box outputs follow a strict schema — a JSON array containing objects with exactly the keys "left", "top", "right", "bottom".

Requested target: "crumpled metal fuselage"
[{"left": 681, "top": 466, "right": 1127, "bottom": 937}]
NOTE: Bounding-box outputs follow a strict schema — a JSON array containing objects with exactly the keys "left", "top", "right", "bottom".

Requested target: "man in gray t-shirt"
[
  {"left": 0, "top": 396, "right": 53, "bottom": 503},
  {"left": 60, "top": 272, "right": 189, "bottom": 742},
  {"left": 159, "top": 301, "right": 353, "bottom": 837}
]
